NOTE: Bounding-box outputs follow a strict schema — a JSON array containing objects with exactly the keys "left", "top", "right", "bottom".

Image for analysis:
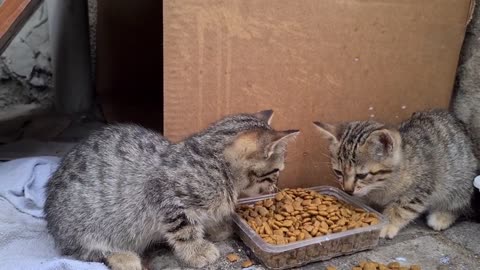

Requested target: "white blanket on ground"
[{"left": 0, "top": 157, "right": 107, "bottom": 270}]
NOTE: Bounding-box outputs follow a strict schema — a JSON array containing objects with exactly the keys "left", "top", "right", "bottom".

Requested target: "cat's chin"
[{"left": 352, "top": 189, "right": 370, "bottom": 197}]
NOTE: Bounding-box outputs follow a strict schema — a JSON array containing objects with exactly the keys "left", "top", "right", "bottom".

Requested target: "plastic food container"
[{"left": 232, "top": 186, "right": 388, "bottom": 269}]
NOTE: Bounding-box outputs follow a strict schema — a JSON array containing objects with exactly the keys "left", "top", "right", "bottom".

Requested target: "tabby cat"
[
  {"left": 313, "top": 109, "right": 478, "bottom": 239},
  {"left": 45, "top": 110, "right": 299, "bottom": 269}
]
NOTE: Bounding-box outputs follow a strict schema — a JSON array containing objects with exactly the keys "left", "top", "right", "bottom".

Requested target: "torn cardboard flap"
[{"left": 164, "top": 0, "right": 472, "bottom": 188}]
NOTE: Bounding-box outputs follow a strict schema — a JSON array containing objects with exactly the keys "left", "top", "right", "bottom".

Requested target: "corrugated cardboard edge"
[{"left": 467, "top": 0, "right": 476, "bottom": 26}]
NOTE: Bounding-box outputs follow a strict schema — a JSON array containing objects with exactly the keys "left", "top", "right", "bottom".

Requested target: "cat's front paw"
[
  {"left": 177, "top": 240, "right": 220, "bottom": 268},
  {"left": 380, "top": 224, "right": 400, "bottom": 239},
  {"left": 106, "top": 251, "right": 143, "bottom": 270},
  {"left": 427, "top": 211, "right": 457, "bottom": 231}
]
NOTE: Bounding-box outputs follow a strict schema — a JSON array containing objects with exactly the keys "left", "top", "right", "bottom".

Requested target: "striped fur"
[
  {"left": 314, "top": 109, "right": 478, "bottom": 238},
  {"left": 44, "top": 110, "right": 298, "bottom": 269}
]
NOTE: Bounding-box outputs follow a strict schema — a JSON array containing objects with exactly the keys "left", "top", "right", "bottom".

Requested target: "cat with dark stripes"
[
  {"left": 314, "top": 109, "right": 478, "bottom": 238},
  {"left": 44, "top": 110, "right": 298, "bottom": 269}
]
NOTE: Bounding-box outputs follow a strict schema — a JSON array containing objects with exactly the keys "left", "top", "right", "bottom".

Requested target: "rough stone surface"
[
  {"left": 443, "top": 222, "right": 480, "bottom": 256},
  {"left": 310, "top": 235, "right": 479, "bottom": 270},
  {"left": 144, "top": 221, "right": 480, "bottom": 270},
  {"left": 0, "top": 1, "right": 97, "bottom": 113},
  {"left": 0, "top": 3, "right": 53, "bottom": 112}
]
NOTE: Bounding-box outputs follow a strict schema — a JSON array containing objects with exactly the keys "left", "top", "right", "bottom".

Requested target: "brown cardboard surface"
[{"left": 163, "top": 0, "right": 472, "bottom": 188}]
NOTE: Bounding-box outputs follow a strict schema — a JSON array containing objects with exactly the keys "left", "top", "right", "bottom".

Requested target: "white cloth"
[{"left": 0, "top": 157, "right": 107, "bottom": 270}]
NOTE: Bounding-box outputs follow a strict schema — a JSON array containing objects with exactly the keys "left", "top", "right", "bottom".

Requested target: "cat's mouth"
[{"left": 260, "top": 184, "right": 278, "bottom": 194}]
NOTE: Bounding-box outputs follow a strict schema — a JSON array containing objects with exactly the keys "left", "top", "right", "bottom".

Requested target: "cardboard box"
[{"left": 163, "top": 0, "right": 474, "bottom": 188}]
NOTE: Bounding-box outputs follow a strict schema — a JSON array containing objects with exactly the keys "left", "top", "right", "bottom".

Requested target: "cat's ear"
[
  {"left": 254, "top": 109, "right": 274, "bottom": 125},
  {"left": 265, "top": 129, "right": 300, "bottom": 159},
  {"left": 364, "top": 129, "right": 399, "bottom": 158},
  {"left": 313, "top": 121, "right": 339, "bottom": 143}
]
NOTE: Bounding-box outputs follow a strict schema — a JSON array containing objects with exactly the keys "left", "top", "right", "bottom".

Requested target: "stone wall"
[
  {"left": 0, "top": 4, "right": 53, "bottom": 114},
  {"left": 0, "top": 0, "right": 98, "bottom": 118}
]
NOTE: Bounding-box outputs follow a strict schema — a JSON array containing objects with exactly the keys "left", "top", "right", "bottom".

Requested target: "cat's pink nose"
[{"left": 344, "top": 188, "right": 354, "bottom": 195}]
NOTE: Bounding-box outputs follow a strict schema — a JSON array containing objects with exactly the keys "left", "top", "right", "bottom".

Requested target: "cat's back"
[
  {"left": 60, "top": 124, "right": 170, "bottom": 174},
  {"left": 48, "top": 124, "right": 169, "bottom": 190},
  {"left": 45, "top": 124, "right": 171, "bottom": 252},
  {"left": 398, "top": 109, "right": 477, "bottom": 182},
  {"left": 87, "top": 124, "right": 170, "bottom": 154},
  {"left": 399, "top": 109, "right": 471, "bottom": 147}
]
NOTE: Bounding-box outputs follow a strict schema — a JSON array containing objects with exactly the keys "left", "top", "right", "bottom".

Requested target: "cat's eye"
[
  {"left": 333, "top": 169, "right": 343, "bottom": 176},
  {"left": 259, "top": 169, "right": 280, "bottom": 178},
  {"left": 356, "top": 173, "right": 369, "bottom": 180}
]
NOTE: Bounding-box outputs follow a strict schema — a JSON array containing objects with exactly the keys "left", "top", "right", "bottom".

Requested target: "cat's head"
[
  {"left": 313, "top": 120, "right": 402, "bottom": 196},
  {"left": 221, "top": 110, "right": 299, "bottom": 197}
]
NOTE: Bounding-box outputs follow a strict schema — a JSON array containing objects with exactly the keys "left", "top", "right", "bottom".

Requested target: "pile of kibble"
[
  {"left": 236, "top": 188, "right": 379, "bottom": 245},
  {"left": 326, "top": 261, "right": 421, "bottom": 270}
]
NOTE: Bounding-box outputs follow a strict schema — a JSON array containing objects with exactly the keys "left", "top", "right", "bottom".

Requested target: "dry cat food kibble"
[
  {"left": 236, "top": 188, "right": 379, "bottom": 245},
  {"left": 226, "top": 253, "right": 240, "bottom": 262},
  {"left": 326, "top": 261, "right": 422, "bottom": 270},
  {"left": 241, "top": 259, "right": 254, "bottom": 268},
  {"left": 233, "top": 186, "right": 387, "bottom": 269}
]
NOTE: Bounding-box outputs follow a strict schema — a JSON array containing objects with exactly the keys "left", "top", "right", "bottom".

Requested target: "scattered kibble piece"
[
  {"left": 226, "top": 253, "right": 240, "bottom": 262},
  {"left": 378, "top": 264, "right": 389, "bottom": 270},
  {"left": 326, "top": 260, "right": 422, "bottom": 270},
  {"left": 364, "top": 262, "right": 377, "bottom": 270},
  {"left": 236, "top": 188, "right": 379, "bottom": 245},
  {"left": 388, "top": 262, "right": 401, "bottom": 269},
  {"left": 241, "top": 259, "right": 254, "bottom": 268}
]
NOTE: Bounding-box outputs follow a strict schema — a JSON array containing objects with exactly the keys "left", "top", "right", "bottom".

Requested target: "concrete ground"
[{"left": 148, "top": 220, "right": 480, "bottom": 270}]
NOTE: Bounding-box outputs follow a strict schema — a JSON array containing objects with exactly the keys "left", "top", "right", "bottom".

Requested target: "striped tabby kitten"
[
  {"left": 313, "top": 109, "right": 478, "bottom": 239},
  {"left": 45, "top": 110, "right": 298, "bottom": 269}
]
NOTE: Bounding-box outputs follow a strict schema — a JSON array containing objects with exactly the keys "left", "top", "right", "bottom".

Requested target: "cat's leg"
[
  {"left": 206, "top": 219, "right": 233, "bottom": 242},
  {"left": 164, "top": 214, "right": 220, "bottom": 268},
  {"left": 380, "top": 199, "right": 427, "bottom": 239},
  {"left": 426, "top": 211, "right": 459, "bottom": 231}
]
